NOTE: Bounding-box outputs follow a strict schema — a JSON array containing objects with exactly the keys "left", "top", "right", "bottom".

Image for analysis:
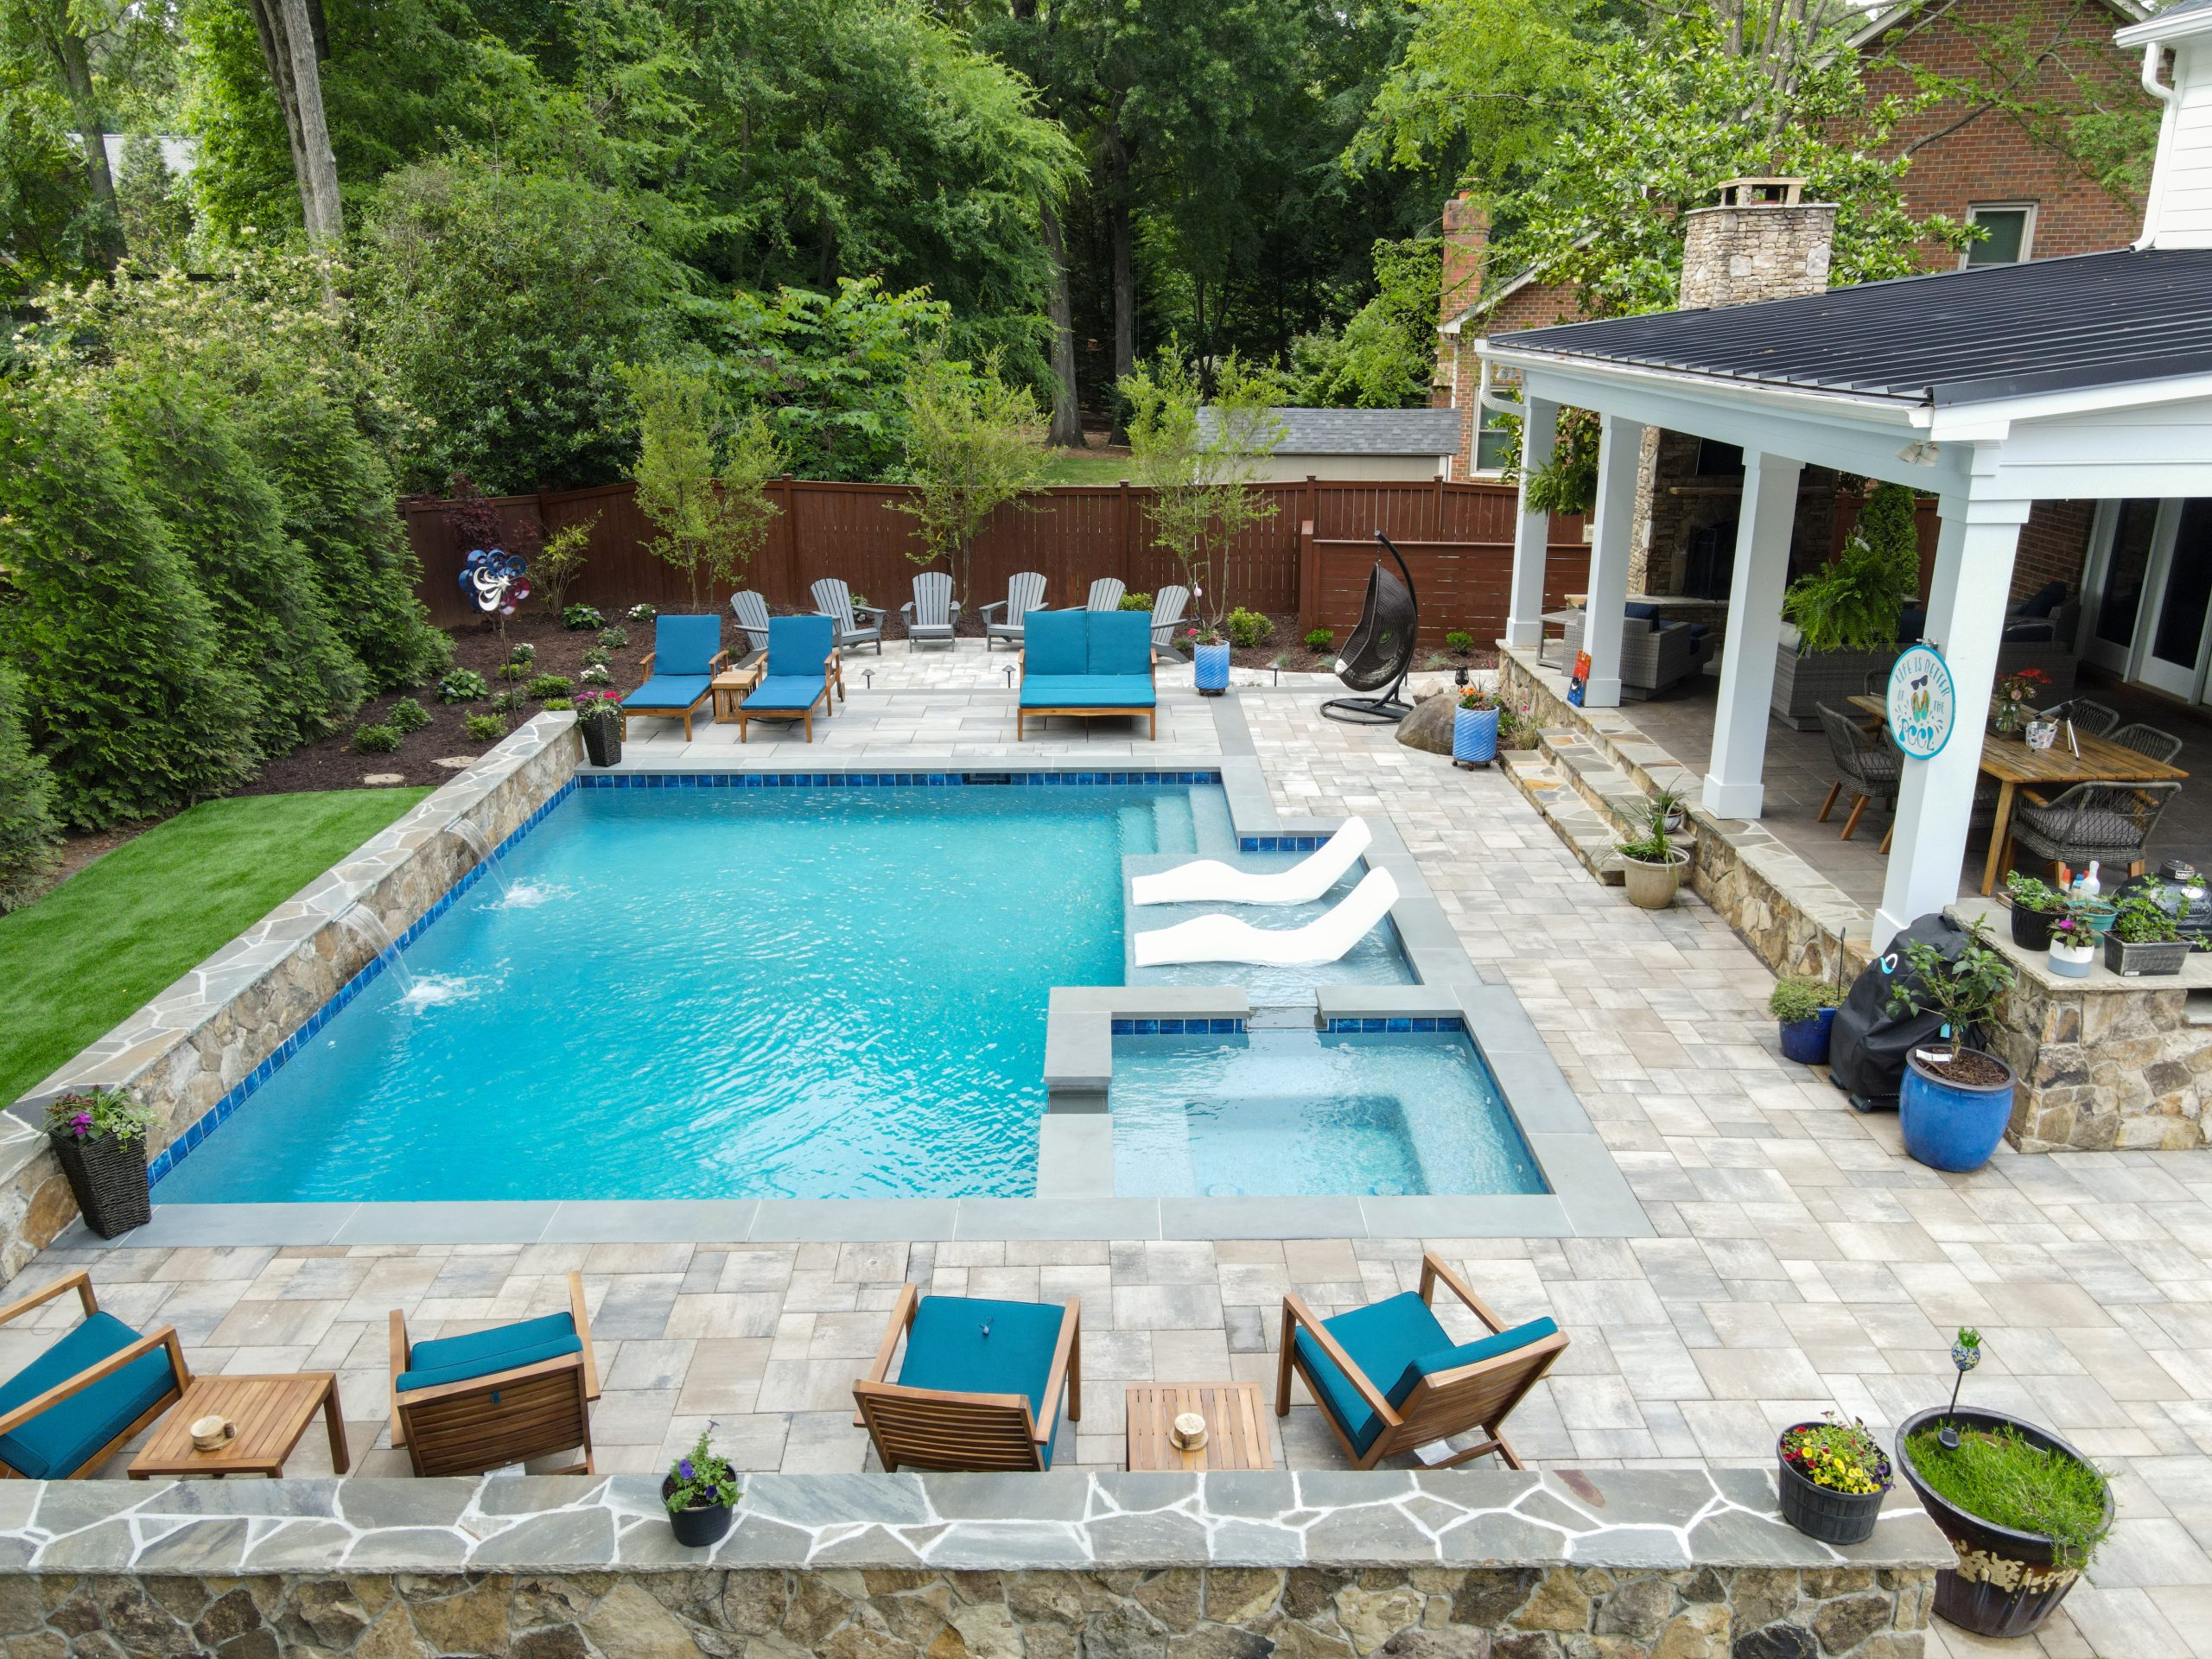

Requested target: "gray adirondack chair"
[
  {"left": 730, "top": 590, "right": 772, "bottom": 658},
  {"left": 982, "top": 572, "right": 1047, "bottom": 652},
  {"left": 899, "top": 572, "right": 960, "bottom": 651},
  {"left": 811, "top": 578, "right": 884, "bottom": 655},
  {"left": 1086, "top": 577, "right": 1126, "bottom": 612},
  {"left": 1149, "top": 585, "right": 1191, "bottom": 655}
]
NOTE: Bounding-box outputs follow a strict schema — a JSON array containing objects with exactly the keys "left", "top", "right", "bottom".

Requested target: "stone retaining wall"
[
  {"left": 0, "top": 1471, "right": 1951, "bottom": 1659},
  {"left": 0, "top": 716, "right": 582, "bottom": 1281}
]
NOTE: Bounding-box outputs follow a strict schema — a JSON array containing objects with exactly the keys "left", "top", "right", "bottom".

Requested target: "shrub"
[
  {"left": 386, "top": 697, "right": 430, "bottom": 734},
  {"left": 0, "top": 665, "right": 60, "bottom": 912},
  {"left": 541, "top": 697, "right": 574, "bottom": 710},
  {"left": 1121, "top": 592, "right": 1154, "bottom": 613},
  {"left": 463, "top": 713, "right": 505, "bottom": 741},
  {"left": 599, "top": 626, "right": 630, "bottom": 651},
  {"left": 508, "top": 642, "right": 537, "bottom": 665},
  {"left": 496, "top": 662, "right": 532, "bottom": 682},
  {"left": 580, "top": 647, "right": 611, "bottom": 669},
  {"left": 579, "top": 664, "right": 613, "bottom": 686},
  {"left": 1445, "top": 629, "right": 1474, "bottom": 655},
  {"left": 626, "top": 604, "right": 657, "bottom": 623},
  {"left": 538, "top": 517, "right": 598, "bottom": 616},
  {"left": 1304, "top": 627, "right": 1332, "bottom": 652},
  {"left": 1226, "top": 607, "right": 1274, "bottom": 649},
  {"left": 493, "top": 690, "right": 526, "bottom": 715},
  {"left": 353, "top": 723, "right": 402, "bottom": 753},
  {"left": 1768, "top": 978, "right": 1831, "bottom": 1025},
  {"left": 437, "top": 668, "right": 489, "bottom": 703},
  {"left": 527, "top": 674, "right": 573, "bottom": 699},
  {"left": 563, "top": 604, "right": 605, "bottom": 632}
]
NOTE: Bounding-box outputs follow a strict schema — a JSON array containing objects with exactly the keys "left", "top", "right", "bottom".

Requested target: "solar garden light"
[
  {"left": 863, "top": 669, "right": 874, "bottom": 690},
  {"left": 1005, "top": 665, "right": 1014, "bottom": 689},
  {"left": 1939, "top": 1326, "right": 1981, "bottom": 1448}
]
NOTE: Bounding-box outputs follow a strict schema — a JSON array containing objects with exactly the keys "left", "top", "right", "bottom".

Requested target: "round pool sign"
[{"left": 1887, "top": 643, "right": 1955, "bottom": 760}]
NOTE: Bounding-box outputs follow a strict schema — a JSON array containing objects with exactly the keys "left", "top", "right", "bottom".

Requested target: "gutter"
[
  {"left": 2134, "top": 41, "right": 2179, "bottom": 251},
  {"left": 1473, "top": 339, "right": 1929, "bottom": 428}
]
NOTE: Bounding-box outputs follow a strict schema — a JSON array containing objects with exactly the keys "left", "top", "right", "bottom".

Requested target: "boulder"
[{"left": 1396, "top": 692, "right": 1459, "bottom": 756}]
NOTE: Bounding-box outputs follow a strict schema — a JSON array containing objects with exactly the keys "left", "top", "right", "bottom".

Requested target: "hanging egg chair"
[{"left": 1321, "top": 532, "right": 1420, "bottom": 724}]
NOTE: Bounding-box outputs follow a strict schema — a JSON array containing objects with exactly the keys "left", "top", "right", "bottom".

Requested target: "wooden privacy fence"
[{"left": 401, "top": 476, "right": 1590, "bottom": 645}]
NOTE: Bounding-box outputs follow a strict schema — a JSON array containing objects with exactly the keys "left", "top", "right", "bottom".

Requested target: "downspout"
[{"left": 2138, "top": 42, "right": 2179, "bottom": 250}]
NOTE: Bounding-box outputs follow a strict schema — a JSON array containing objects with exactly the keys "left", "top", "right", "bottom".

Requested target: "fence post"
[
  {"left": 1433, "top": 473, "right": 1445, "bottom": 541},
  {"left": 1118, "top": 480, "right": 1134, "bottom": 582},
  {"left": 779, "top": 474, "right": 801, "bottom": 606},
  {"left": 1297, "top": 504, "right": 1319, "bottom": 639}
]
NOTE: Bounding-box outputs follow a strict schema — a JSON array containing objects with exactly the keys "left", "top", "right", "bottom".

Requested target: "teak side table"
[
  {"left": 129, "top": 1372, "right": 349, "bottom": 1479},
  {"left": 1124, "top": 1382, "right": 1274, "bottom": 1472}
]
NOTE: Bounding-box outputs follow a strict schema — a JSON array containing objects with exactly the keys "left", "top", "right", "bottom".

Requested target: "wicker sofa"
[{"left": 1559, "top": 607, "right": 1713, "bottom": 700}]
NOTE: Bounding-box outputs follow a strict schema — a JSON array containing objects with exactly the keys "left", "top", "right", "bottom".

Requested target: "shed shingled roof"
[{"left": 1197, "top": 406, "right": 1464, "bottom": 454}]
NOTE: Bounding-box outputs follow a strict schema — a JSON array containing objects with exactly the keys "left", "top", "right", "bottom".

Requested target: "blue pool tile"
[
  {"left": 1159, "top": 1018, "right": 1183, "bottom": 1034},
  {"left": 1110, "top": 1019, "right": 1134, "bottom": 1034},
  {"left": 1134, "top": 1019, "right": 1159, "bottom": 1035},
  {"left": 1387, "top": 1017, "right": 1412, "bottom": 1033},
  {"left": 1210, "top": 1018, "right": 1236, "bottom": 1034},
  {"left": 1412, "top": 1016, "right": 1437, "bottom": 1032}
]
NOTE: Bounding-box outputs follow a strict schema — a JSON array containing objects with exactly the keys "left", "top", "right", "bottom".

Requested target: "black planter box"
[
  {"left": 51, "top": 1131, "right": 150, "bottom": 1238},
  {"left": 2104, "top": 934, "right": 2190, "bottom": 976}
]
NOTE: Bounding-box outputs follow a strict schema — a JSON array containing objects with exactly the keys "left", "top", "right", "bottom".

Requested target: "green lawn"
[
  {"left": 1040, "top": 451, "right": 1135, "bottom": 486},
  {"left": 0, "top": 790, "right": 431, "bottom": 1106}
]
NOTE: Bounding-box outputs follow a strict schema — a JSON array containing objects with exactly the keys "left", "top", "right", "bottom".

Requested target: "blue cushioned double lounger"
[
  {"left": 738, "top": 613, "right": 843, "bottom": 742},
  {"left": 621, "top": 613, "right": 729, "bottom": 740},
  {"left": 1017, "top": 608, "right": 1156, "bottom": 740},
  {"left": 0, "top": 1272, "right": 188, "bottom": 1480}
]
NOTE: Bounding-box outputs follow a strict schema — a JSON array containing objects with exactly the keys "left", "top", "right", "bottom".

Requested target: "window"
[
  {"left": 1474, "top": 404, "right": 1516, "bottom": 474},
  {"left": 1963, "top": 204, "right": 2036, "bottom": 267}
]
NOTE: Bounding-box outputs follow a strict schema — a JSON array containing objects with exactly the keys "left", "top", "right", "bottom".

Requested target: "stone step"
[
  {"left": 1533, "top": 728, "right": 1661, "bottom": 842},
  {"left": 1498, "top": 752, "right": 1626, "bottom": 885}
]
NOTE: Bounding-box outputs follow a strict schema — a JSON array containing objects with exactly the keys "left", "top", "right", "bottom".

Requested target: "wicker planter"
[
  {"left": 579, "top": 716, "right": 622, "bottom": 768},
  {"left": 51, "top": 1130, "right": 150, "bottom": 1239},
  {"left": 2105, "top": 933, "right": 2190, "bottom": 976}
]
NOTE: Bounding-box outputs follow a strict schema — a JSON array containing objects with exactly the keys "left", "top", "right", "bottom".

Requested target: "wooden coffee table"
[
  {"left": 1124, "top": 1382, "right": 1273, "bottom": 1471},
  {"left": 130, "top": 1372, "right": 349, "bottom": 1479}
]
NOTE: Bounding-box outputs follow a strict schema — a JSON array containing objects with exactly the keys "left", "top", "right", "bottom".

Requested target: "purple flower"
[
  {"left": 678, "top": 1459, "right": 695, "bottom": 1482},
  {"left": 68, "top": 1112, "right": 92, "bottom": 1139}
]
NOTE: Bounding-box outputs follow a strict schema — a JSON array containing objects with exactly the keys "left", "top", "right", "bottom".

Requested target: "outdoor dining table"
[{"left": 1846, "top": 694, "right": 2190, "bottom": 894}]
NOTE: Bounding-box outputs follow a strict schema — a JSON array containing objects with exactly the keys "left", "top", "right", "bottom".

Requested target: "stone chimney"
[
  {"left": 1436, "top": 192, "right": 1491, "bottom": 469},
  {"left": 1676, "top": 177, "right": 1837, "bottom": 309}
]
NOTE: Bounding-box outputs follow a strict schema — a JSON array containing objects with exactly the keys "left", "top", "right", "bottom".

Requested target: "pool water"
[
  {"left": 158, "top": 784, "right": 1234, "bottom": 1203},
  {"left": 1109, "top": 1029, "right": 1547, "bottom": 1198}
]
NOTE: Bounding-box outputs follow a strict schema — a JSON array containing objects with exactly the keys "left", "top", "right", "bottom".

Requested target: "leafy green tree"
[
  {"left": 625, "top": 360, "right": 785, "bottom": 607},
  {"left": 114, "top": 133, "right": 193, "bottom": 265},
  {"left": 897, "top": 349, "right": 1049, "bottom": 602},
  {"left": 0, "top": 0, "right": 123, "bottom": 266},
  {"left": 1282, "top": 236, "right": 1440, "bottom": 409},
  {"left": 0, "top": 384, "right": 260, "bottom": 827},
  {"left": 1122, "top": 348, "right": 1283, "bottom": 626},
  {"left": 0, "top": 664, "right": 60, "bottom": 913},
  {"left": 0, "top": 74, "right": 105, "bottom": 307}
]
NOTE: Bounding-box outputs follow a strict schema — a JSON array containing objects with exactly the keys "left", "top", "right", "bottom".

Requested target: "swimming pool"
[{"left": 1109, "top": 1028, "right": 1547, "bottom": 1198}]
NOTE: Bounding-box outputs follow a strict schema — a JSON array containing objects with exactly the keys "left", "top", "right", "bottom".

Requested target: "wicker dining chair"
[
  {"left": 1815, "top": 702, "right": 1905, "bottom": 842},
  {"left": 2110, "top": 721, "right": 2184, "bottom": 766},
  {"left": 2004, "top": 781, "right": 2182, "bottom": 883}
]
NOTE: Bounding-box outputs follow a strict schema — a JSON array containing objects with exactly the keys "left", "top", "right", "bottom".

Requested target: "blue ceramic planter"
[
  {"left": 1899, "top": 1052, "right": 2016, "bottom": 1172},
  {"left": 1778, "top": 1007, "right": 1836, "bottom": 1065},
  {"left": 1452, "top": 707, "right": 1499, "bottom": 766},
  {"left": 1193, "top": 642, "right": 1230, "bottom": 694}
]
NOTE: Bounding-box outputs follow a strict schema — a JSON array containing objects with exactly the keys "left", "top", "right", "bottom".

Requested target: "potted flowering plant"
[
  {"left": 572, "top": 689, "right": 623, "bottom": 767},
  {"left": 1990, "top": 667, "right": 2050, "bottom": 734},
  {"left": 1452, "top": 687, "right": 1500, "bottom": 767},
  {"left": 1188, "top": 623, "right": 1230, "bottom": 696},
  {"left": 1777, "top": 1412, "right": 1892, "bottom": 1545},
  {"left": 44, "top": 1089, "right": 162, "bottom": 1237},
  {"left": 2047, "top": 909, "right": 2096, "bottom": 978},
  {"left": 662, "top": 1429, "right": 741, "bottom": 1547}
]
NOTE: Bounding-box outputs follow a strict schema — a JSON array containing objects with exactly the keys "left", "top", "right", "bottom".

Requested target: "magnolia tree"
[
  {"left": 623, "top": 361, "right": 785, "bottom": 609},
  {"left": 896, "top": 349, "right": 1049, "bottom": 604},
  {"left": 1122, "top": 351, "right": 1284, "bottom": 631}
]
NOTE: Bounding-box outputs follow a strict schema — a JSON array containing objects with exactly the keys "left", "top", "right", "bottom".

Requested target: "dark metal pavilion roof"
[{"left": 1488, "top": 246, "right": 2212, "bottom": 406}]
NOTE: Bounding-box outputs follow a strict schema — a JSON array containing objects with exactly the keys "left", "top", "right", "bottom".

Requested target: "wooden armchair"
[
  {"left": 0, "top": 1271, "right": 188, "bottom": 1479},
  {"left": 852, "top": 1284, "right": 1080, "bottom": 1471},
  {"left": 1279, "top": 1252, "right": 1566, "bottom": 1471},
  {"left": 389, "top": 1271, "right": 599, "bottom": 1477}
]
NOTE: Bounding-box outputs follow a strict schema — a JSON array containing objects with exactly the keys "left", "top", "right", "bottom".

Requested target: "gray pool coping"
[{"left": 54, "top": 693, "right": 1649, "bottom": 1251}]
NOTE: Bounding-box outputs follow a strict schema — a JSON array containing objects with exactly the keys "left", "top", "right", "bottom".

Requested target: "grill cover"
[{"left": 1827, "top": 912, "right": 1971, "bottom": 1109}]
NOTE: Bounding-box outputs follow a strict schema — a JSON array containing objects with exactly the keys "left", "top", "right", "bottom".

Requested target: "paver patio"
[{"left": 18, "top": 673, "right": 2207, "bottom": 1656}]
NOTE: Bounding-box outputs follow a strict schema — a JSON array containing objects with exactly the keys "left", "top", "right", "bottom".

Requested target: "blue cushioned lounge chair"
[
  {"left": 737, "top": 614, "right": 843, "bottom": 743},
  {"left": 390, "top": 1270, "right": 599, "bottom": 1477},
  {"left": 621, "top": 614, "right": 729, "bottom": 741},
  {"left": 852, "top": 1285, "right": 1080, "bottom": 1471},
  {"left": 1017, "top": 608, "right": 1157, "bottom": 741},
  {"left": 0, "top": 1271, "right": 188, "bottom": 1479},
  {"left": 1279, "top": 1252, "right": 1565, "bottom": 1470}
]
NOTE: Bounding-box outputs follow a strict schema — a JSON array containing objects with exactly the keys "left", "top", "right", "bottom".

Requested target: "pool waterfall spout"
[
  {"left": 335, "top": 906, "right": 414, "bottom": 995},
  {"left": 442, "top": 819, "right": 512, "bottom": 897}
]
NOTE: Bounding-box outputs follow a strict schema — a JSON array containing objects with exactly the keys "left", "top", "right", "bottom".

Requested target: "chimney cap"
[{"left": 1710, "top": 176, "right": 1810, "bottom": 207}]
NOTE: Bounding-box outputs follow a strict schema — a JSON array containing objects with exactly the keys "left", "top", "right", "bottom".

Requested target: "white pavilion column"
[
  {"left": 1701, "top": 452, "right": 1805, "bottom": 819},
  {"left": 1503, "top": 396, "right": 1559, "bottom": 649},
  {"left": 1578, "top": 414, "right": 1644, "bottom": 709},
  {"left": 1873, "top": 493, "right": 2026, "bottom": 950}
]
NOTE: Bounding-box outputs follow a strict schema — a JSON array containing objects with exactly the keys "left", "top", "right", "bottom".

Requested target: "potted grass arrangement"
[
  {"left": 572, "top": 689, "right": 623, "bottom": 768},
  {"left": 1885, "top": 918, "right": 2018, "bottom": 1173},
  {"left": 2001, "top": 872, "right": 2064, "bottom": 951},
  {"left": 1452, "top": 687, "right": 1500, "bottom": 767},
  {"left": 44, "top": 1089, "right": 161, "bottom": 1238},
  {"left": 662, "top": 1430, "right": 741, "bottom": 1548},
  {"left": 1897, "top": 1330, "right": 2113, "bottom": 1638},
  {"left": 1615, "top": 796, "right": 1688, "bottom": 910},
  {"left": 2104, "top": 882, "right": 2193, "bottom": 977},
  {"left": 1777, "top": 1411, "right": 1892, "bottom": 1545},
  {"left": 1770, "top": 976, "right": 1838, "bottom": 1065}
]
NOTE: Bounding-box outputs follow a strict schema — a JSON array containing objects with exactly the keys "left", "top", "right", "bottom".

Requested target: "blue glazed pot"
[
  {"left": 1778, "top": 1007, "right": 1836, "bottom": 1065},
  {"left": 1452, "top": 707, "right": 1499, "bottom": 766},
  {"left": 1899, "top": 1051, "right": 2016, "bottom": 1173},
  {"left": 1193, "top": 641, "right": 1231, "bottom": 694}
]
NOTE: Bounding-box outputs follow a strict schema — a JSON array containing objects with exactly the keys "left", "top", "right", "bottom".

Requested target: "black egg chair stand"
[{"left": 1321, "top": 532, "right": 1420, "bottom": 724}]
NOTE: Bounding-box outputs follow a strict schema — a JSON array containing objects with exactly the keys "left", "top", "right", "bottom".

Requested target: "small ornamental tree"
[
  {"left": 1122, "top": 349, "right": 1285, "bottom": 626},
  {"left": 897, "top": 348, "right": 1049, "bottom": 602},
  {"left": 625, "top": 361, "right": 785, "bottom": 608},
  {"left": 0, "top": 665, "right": 60, "bottom": 912}
]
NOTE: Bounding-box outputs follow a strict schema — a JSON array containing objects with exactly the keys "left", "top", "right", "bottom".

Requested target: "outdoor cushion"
[
  {"left": 745, "top": 674, "right": 830, "bottom": 711},
  {"left": 1624, "top": 601, "right": 1659, "bottom": 621},
  {"left": 1024, "top": 610, "right": 1089, "bottom": 677},
  {"left": 2013, "top": 800, "right": 2147, "bottom": 851},
  {"left": 397, "top": 1311, "right": 582, "bottom": 1393},
  {"left": 0, "top": 1311, "right": 177, "bottom": 1479},
  {"left": 766, "top": 614, "right": 836, "bottom": 677},
  {"left": 1896, "top": 607, "right": 1927, "bottom": 643},
  {"left": 624, "top": 674, "right": 712, "bottom": 711},
  {"left": 1294, "top": 1291, "right": 1451, "bottom": 1455},
  {"left": 1086, "top": 611, "right": 1153, "bottom": 677},
  {"left": 2015, "top": 581, "right": 2068, "bottom": 619},
  {"left": 1389, "top": 1317, "right": 1561, "bottom": 1401},
  {"left": 1019, "top": 675, "right": 1157, "bottom": 709},
  {"left": 2002, "top": 620, "right": 2056, "bottom": 642},
  {"left": 653, "top": 614, "right": 723, "bottom": 677},
  {"left": 894, "top": 1295, "right": 1066, "bottom": 1465}
]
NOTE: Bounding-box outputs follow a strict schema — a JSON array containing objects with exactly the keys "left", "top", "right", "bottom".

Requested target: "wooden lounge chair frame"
[
  {"left": 621, "top": 641, "right": 732, "bottom": 741},
  {"left": 851, "top": 1284, "right": 1081, "bottom": 1472},
  {"left": 0, "top": 1271, "right": 189, "bottom": 1480},
  {"left": 1277, "top": 1252, "right": 1566, "bottom": 1471},
  {"left": 734, "top": 646, "right": 845, "bottom": 742},
  {"left": 389, "top": 1270, "right": 600, "bottom": 1477},
  {"left": 1016, "top": 644, "right": 1157, "bottom": 741}
]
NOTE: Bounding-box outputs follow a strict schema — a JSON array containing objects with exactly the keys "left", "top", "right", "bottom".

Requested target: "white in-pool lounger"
[
  {"left": 1132, "top": 868, "right": 1401, "bottom": 968},
  {"left": 1130, "top": 817, "right": 1373, "bottom": 907}
]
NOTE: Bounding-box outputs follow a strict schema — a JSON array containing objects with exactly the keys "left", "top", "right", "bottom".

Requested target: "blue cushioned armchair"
[
  {"left": 1017, "top": 608, "right": 1157, "bottom": 741},
  {"left": 390, "top": 1270, "right": 600, "bottom": 1477},
  {"left": 1279, "top": 1252, "right": 1565, "bottom": 1471},
  {"left": 737, "top": 614, "right": 843, "bottom": 742},
  {"left": 621, "top": 614, "right": 730, "bottom": 741},
  {"left": 852, "top": 1284, "right": 1080, "bottom": 1471},
  {"left": 0, "top": 1270, "right": 188, "bottom": 1479}
]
